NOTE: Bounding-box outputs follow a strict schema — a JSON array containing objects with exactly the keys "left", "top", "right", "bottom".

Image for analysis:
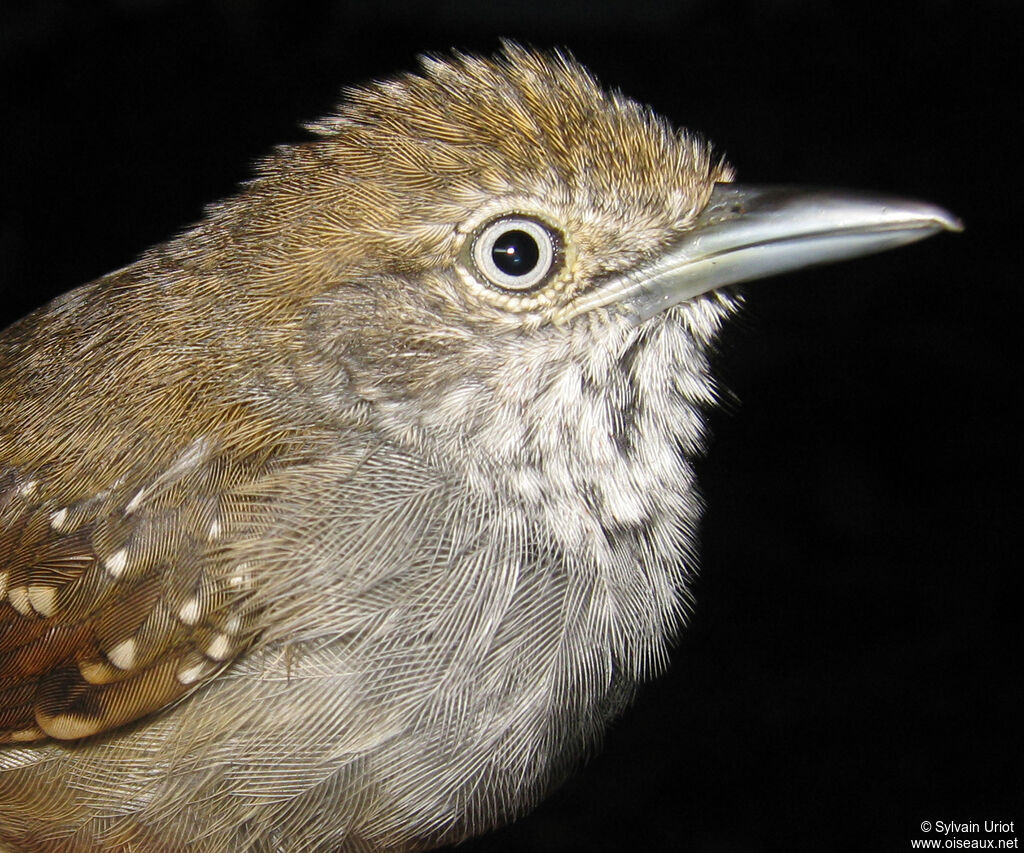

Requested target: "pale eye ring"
[{"left": 471, "top": 216, "right": 560, "bottom": 293}]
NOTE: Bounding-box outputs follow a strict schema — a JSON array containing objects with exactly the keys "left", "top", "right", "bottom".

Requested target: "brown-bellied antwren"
[{"left": 0, "top": 45, "right": 959, "bottom": 852}]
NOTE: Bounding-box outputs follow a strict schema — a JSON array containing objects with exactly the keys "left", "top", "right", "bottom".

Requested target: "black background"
[{"left": 1, "top": 2, "right": 1018, "bottom": 852}]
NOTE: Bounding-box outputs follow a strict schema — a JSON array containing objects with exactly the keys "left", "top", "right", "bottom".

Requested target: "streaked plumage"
[{"left": 0, "top": 45, "right": 956, "bottom": 852}]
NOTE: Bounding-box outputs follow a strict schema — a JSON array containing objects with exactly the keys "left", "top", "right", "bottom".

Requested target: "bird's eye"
[{"left": 471, "top": 216, "right": 560, "bottom": 293}]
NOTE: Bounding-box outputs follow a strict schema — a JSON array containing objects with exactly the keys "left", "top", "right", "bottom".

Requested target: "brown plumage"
[{"left": 0, "top": 46, "right": 957, "bottom": 852}]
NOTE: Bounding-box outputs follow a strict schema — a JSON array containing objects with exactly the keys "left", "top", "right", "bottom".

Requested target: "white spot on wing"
[
  {"left": 177, "top": 660, "right": 210, "bottom": 685},
  {"left": 205, "top": 633, "right": 231, "bottom": 661},
  {"left": 8, "top": 587, "right": 33, "bottom": 616},
  {"left": 227, "top": 562, "right": 255, "bottom": 590},
  {"left": 49, "top": 508, "right": 70, "bottom": 532},
  {"left": 27, "top": 585, "right": 58, "bottom": 618},
  {"left": 178, "top": 597, "right": 202, "bottom": 626},
  {"left": 106, "top": 638, "right": 137, "bottom": 671},
  {"left": 40, "top": 714, "right": 104, "bottom": 740},
  {"left": 78, "top": 659, "right": 113, "bottom": 684},
  {"left": 104, "top": 549, "right": 129, "bottom": 579}
]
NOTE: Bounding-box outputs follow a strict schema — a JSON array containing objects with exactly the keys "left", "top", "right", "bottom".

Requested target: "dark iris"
[{"left": 491, "top": 229, "right": 540, "bottom": 277}]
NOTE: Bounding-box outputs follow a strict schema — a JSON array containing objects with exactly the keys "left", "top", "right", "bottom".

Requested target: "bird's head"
[
  {"left": 154, "top": 46, "right": 729, "bottom": 484},
  {"left": 95, "top": 45, "right": 957, "bottom": 506},
  {"left": 244, "top": 44, "right": 733, "bottom": 321},
  {"left": 188, "top": 46, "right": 954, "bottom": 479}
]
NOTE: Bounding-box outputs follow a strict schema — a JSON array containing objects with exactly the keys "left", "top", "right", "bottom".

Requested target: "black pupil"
[{"left": 491, "top": 229, "right": 540, "bottom": 277}]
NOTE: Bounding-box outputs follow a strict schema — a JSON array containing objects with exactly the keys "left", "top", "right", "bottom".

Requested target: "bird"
[{"left": 0, "top": 45, "right": 959, "bottom": 853}]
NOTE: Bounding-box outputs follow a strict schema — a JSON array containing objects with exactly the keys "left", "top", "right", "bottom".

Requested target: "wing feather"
[{"left": 0, "top": 424, "right": 292, "bottom": 743}]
